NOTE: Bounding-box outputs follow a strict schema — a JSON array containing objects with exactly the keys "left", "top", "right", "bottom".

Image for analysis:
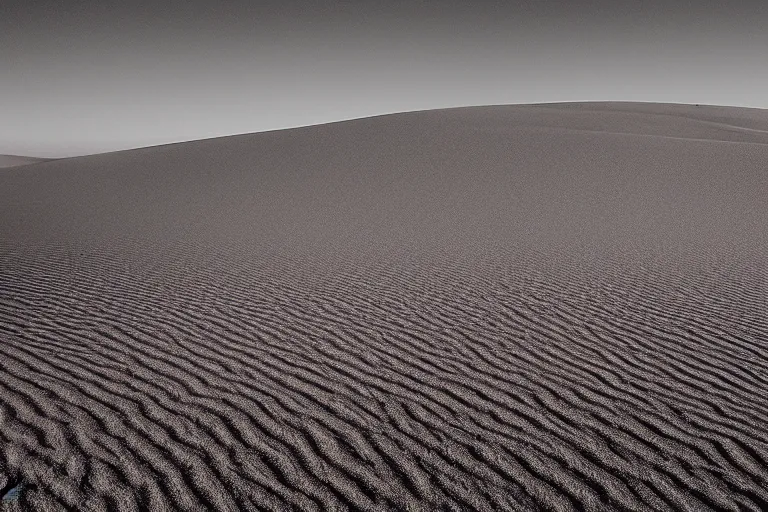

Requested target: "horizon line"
[{"left": 6, "top": 100, "right": 768, "bottom": 161}]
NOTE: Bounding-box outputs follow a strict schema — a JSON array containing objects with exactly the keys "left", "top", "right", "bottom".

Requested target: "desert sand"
[
  {"left": 1, "top": 102, "right": 767, "bottom": 510},
  {"left": 0, "top": 155, "right": 50, "bottom": 169}
]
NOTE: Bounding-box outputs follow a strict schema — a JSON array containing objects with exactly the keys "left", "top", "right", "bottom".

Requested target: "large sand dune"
[{"left": 1, "top": 102, "right": 767, "bottom": 510}]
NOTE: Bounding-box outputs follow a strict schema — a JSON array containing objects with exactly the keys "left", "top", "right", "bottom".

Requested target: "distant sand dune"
[
  {"left": 0, "top": 155, "right": 50, "bottom": 169},
  {"left": 1, "top": 103, "right": 767, "bottom": 510}
]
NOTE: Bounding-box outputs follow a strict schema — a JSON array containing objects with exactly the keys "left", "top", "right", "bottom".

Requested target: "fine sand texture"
[
  {"left": 0, "top": 155, "right": 51, "bottom": 169},
  {"left": 1, "top": 102, "right": 767, "bottom": 510}
]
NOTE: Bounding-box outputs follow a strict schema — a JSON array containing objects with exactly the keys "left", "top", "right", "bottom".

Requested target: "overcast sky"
[{"left": 2, "top": 0, "right": 767, "bottom": 157}]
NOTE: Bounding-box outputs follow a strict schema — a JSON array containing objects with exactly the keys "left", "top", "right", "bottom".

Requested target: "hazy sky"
[{"left": 2, "top": 0, "right": 767, "bottom": 157}]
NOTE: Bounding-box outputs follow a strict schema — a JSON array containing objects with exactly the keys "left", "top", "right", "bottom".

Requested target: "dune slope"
[{"left": 1, "top": 102, "right": 767, "bottom": 511}]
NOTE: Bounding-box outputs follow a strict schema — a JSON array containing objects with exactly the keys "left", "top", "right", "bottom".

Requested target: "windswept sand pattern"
[{"left": 1, "top": 103, "right": 767, "bottom": 511}]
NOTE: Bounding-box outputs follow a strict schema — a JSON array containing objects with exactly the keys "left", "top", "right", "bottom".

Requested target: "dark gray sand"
[
  {"left": 0, "top": 155, "right": 50, "bottom": 169},
  {"left": 1, "top": 102, "right": 767, "bottom": 511}
]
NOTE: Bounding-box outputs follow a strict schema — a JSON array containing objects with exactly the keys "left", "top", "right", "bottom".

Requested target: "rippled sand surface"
[{"left": 1, "top": 102, "right": 767, "bottom": 510}]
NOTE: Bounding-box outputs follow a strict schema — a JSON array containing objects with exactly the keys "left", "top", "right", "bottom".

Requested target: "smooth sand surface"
[
  {"left": 1, "top": 102, "right": 767, "bottom": 510},
  {"left": 0, "top": 155, "right": 50, "bottom": 169}
]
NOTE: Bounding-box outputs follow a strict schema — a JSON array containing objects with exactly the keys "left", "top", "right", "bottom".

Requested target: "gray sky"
[{"left": 2, "top": 0, "right": 767, "bottom": 157}]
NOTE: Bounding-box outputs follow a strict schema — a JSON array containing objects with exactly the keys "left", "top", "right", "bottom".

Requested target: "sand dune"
[
  {"left": 0, "top": 155, "right": 50, "bottom": 169},
  {"left": 1, "top": 102, "right": 767, "bottom": 510}
]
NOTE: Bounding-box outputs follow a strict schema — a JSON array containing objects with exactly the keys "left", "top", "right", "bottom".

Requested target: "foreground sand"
[{"left": 1, "top": 102, "right": 767, "bottom": 510}]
